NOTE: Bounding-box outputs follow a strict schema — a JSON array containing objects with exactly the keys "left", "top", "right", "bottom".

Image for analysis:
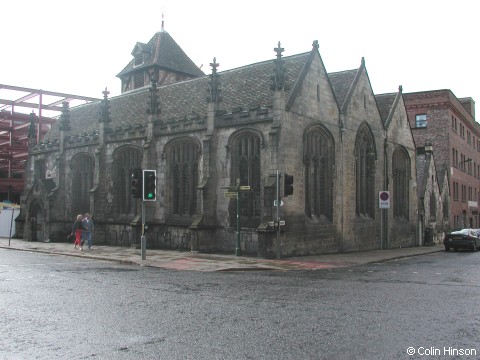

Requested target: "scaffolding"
[{"left": 0, "top": 84, "right": 100, "bottom": 202}]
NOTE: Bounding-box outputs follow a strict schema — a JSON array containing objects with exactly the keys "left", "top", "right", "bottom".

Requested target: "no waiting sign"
[{"left": 379, "top": 191, "right": 390, "bottom": 209}]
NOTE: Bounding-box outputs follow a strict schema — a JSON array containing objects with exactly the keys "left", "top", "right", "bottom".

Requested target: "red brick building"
[{"left": 404, "top": 90, "right": 478, "bottom": 229}]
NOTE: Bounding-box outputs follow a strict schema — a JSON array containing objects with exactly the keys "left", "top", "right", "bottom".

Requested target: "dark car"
[{"left": 443, "top": 228, "right": 480, "bottom": 252}]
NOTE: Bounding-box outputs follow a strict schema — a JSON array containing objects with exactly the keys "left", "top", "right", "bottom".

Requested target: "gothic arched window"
[
  {"left": 34, "top": 159, "right": 46, "bottom": 180},
  {"left": 303, "top": 126, "right": 334, "bottom": 220},
  {"left": 166, "top": 139, "right": 199, "bottom": 218},
  {"left": 392, "top": 147, "right": 410, "bottom": 219},
  {"left": 230, "top": 131, "right": 261, "bottom": 227},
  {"left": 71, "top": 153, "right": 94, "bottom": 216},
  {"left": 112, "top": 146, "right": 142, "bottom": 216},
  {"left": 355, "top": 124, "right": 376, "bottom": 218}
]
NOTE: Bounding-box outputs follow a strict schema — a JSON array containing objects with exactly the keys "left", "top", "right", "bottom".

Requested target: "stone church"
[{"left": 18, "top": 25, "right": 419, "bottom": 257}]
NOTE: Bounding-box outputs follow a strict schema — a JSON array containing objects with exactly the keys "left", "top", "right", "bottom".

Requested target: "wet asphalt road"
[{"left": 1, "top": 249, "right": 479, "bottom": 360}]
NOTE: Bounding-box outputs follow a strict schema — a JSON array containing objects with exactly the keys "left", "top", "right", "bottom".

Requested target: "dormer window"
[{"left": 134, "top": 54, "right": 144, "bottom": 67}]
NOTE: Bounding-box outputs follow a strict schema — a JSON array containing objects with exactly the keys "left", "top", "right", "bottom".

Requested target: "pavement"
[{"left": 0, "top": 237, "right": 444, "bottom": 272}]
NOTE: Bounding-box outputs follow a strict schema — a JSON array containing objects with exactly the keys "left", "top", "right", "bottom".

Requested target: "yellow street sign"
[
  {"left": 239, "top": 186, "right": 251, "bottom": 190},
  {"left": 224, "top": 192, "right": 238, "bottom": 198}
]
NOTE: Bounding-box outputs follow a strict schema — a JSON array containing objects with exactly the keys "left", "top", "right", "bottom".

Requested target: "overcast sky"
[{"left": 1, "top": 0, "right": 479, "bottom": 118}]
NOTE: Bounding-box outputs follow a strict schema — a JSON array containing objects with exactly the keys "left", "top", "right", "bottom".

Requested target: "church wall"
[
  {"left": 385, "top": 95, "right": 418, "bottom": 248},
  {"left": 275, "top": 54, "right": 342, "bottom": 256},
  {"left": 341, "top": 70, "right": 385, "bottom": 251}
]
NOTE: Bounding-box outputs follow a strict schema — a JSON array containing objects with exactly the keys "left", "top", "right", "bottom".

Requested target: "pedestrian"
[
  {"left": 81, "top": 213, "right": 94, "bottom": 250},
  {"left": 72, "top": 214, "right": 83, "bottom": 250}
]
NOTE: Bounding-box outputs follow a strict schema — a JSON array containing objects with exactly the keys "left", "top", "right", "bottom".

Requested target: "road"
[{"left": 1, "top": 248, "right": 479, "bottom": 360}]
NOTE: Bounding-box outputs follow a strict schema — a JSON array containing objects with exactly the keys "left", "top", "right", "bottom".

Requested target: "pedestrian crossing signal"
[
  {"left": 131, "top": 168, "right": 143, "bottom": 198},
  {"left": 143, "top": 170, "right": 157, "bottom": 201},
  {"left": 284, "top": 173, "right": 294, "bottom": 196}
]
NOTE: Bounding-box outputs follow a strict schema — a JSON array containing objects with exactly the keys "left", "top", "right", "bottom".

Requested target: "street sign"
[
  {"left": 279, "top": 220, "right": 285, "bottom": 226},
  {"left": 224, "top": 192, "right": 238, "bottom": 198},
  {"left": 274, "top": 200, "right": 284, "bottom": 207},
  {"left": 379, "top": 191, "right": 390, "bottom": 209},
  {"left": 239, "top": 186, "right": 251, "bottom": 190}
]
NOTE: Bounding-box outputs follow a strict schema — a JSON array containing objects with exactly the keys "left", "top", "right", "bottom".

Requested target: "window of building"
[
  {"left": 467, "top": 131, "right": 471, "bottom": 144},
  {"left": 443, "top": 197, "right": 449, "bottom": 220},
  {"left": 393, "top": 147, "right": 410, "bottom": 219},
  {"left": 166, "top": 139, "right": 199, "bottom": 218},
  {"left": 113, "top": 146, "right": 142, "bottom": 217},
  {"left": 34, "top": 159, "right": 46, "bottom": 180},
  {"left": 415, "top": 114, "right": 427, "bottom": 128},
  {"left": 230, "top": 131, "right": 261, "bottom": 227},
  {"left": 355, "top": 124, "right": 375, "bottom": 218},
  {"left": 71, "top": 153, "right": 94, "bottom": 216},
  {"left": 134, "top": 54, "right": 144, "bottom": 67},
  {"left": 429, "top": 193, "right": 436, "bottom": 221},
  {"left": 453, "top": 182, "right": 458, "bottom": 201},
  {"left": 304, "top": 125, "right": 334, "bottom": 220},
  {"left": 316, "top": 84, "right": 320, "bottom": 102},
  {"left": 134, "top": 72, "right": 144, "bottom": 89}
]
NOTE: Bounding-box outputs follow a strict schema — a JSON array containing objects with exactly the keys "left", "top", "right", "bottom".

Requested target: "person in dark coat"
[{"left": 81, "top": 213, "right": 94, "bottom": 250}]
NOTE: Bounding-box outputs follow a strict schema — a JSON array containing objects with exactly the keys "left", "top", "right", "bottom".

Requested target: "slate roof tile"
[
  {"left": 43, "top": 52, "right": 310, "bottom": 142},
  {"left": 328, "top": 69, "right": 357, "bottom": 108},
  {"left": 117, "top": 31, "right": 205, "bottom": 78},
  {"left": 375, "top": 93, "right": 396, "bottom": 123}
]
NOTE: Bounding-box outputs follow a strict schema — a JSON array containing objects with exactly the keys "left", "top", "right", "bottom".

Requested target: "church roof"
[
  {"left": 328, "top": 69, "right": 357, "bottom": 109},
  {"left": 117, "top": 30, "right": 205, "bottom": 78},
  {"left": 41, "top": 52, "right": 310, "bottom": 142},
  {"left": 375, "top": 93, "right": 397, "bottom": 123}
]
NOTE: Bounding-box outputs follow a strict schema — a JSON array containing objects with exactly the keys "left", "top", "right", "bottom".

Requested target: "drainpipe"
[
  {"left": 383, "top": 138, "right": 388, "bottom": 249},
  {"left": 340, "top": 115, "right": 345, "bottom": 252}
]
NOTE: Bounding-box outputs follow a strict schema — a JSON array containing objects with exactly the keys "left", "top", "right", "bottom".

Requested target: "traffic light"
[
  {"left": 143, "top": 169, "right": 157, "bottom": 201},
  {"left": 131, "top": 168, "right": 143, "bottom": 198},
  {"left": 284, "top": 173, "right": 294, "bottom": 196}
]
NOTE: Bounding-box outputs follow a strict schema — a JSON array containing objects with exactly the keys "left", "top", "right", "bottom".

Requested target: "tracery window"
[
  {"left": 166, "top": 139, "right": 199, "bottom": 218},
  {"left": 429, "top": 193, "right": 437, "bottom": 221},
  {"left": 34, "top": 159, "right": 46, "bottom": 180},
  {"left": 392, "top": 147, "right": 410, "bottom": 219},
  {"left": 355, "top": 124, "right": 376, "bottom": 218},
  {"left": 230, "top": 131, "right": 261, "bottom": 227},
  {"left": 71, "top": 153, "right": 94, "bottom": 216},
  {"left": 113, "top": 146, "right": 142, "bottom": 216},
  {"left": 303, "top": 126, "right": 334, "bottom": 220}
]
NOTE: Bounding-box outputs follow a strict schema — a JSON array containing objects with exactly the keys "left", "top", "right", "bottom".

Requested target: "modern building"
[
  {"left": 404, "top": 90, "right": 478, "bottom": 230},
  {"left": 17, "top": 26, "right": 418, "bottom": 257}
]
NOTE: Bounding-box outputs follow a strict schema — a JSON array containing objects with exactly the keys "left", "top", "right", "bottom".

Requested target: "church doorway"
[{"left": 29, "top": 202, "right": 44, "bottom": 242}]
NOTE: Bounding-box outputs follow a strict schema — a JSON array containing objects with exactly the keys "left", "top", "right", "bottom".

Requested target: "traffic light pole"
[
  {"left": 236, "top": 178, "right": 241, "bottom": 256},
  {"left": 141, "top": 200, "right": 146, "bottom": 260},
  {"left": 276, "top": 170, "right": 281, "bottom": 259}
]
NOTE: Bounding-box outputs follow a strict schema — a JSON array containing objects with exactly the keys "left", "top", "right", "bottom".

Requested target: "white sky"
[{"left": 1, "top": 0, "right": 479, "bottom": 118}]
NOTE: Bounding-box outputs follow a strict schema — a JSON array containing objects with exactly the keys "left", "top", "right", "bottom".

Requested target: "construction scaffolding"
[{"left": 0, "top": 84, "right": 99, "bottom": 202}]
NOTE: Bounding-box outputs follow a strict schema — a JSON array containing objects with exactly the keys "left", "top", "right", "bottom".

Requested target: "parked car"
[{"left": 443, "top": 228, "right": 480, "bottom": 252}]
